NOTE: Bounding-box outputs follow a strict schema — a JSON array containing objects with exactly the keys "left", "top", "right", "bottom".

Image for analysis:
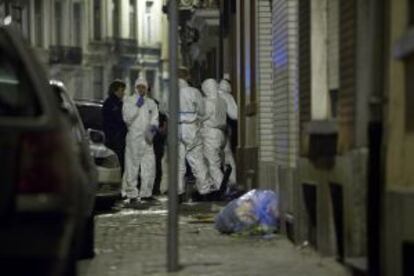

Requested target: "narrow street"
[
  {"left": 2, "top": 0, "right": 412, "bottom": 274},
  {"left": 79, "top": 199, "right": 350, "bottom": 276}
]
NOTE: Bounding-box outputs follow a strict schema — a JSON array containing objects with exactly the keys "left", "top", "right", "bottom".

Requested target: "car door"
[
  {"left": 0, "top": 24, "right": 63, "bottom": 220},
  {"left": 62, "top": 88, "right": 98, "bottom": 191},
  {"left": 51, "top": 83, "right": 97, "bottom": 214}
]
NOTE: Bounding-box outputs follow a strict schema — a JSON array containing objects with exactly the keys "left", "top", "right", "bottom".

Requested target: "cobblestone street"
[{"left": 78, "top": 199, "right": 350, "bottom": 276}]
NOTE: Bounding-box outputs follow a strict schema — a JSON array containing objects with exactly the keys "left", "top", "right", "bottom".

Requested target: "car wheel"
[{"left": 78, "top": 216, "right": 95, "bottom": 260}]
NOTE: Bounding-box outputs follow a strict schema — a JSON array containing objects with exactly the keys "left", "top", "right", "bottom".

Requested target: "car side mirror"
[{"left": 87, "top": 129, "right": 105, "bottom": 144}]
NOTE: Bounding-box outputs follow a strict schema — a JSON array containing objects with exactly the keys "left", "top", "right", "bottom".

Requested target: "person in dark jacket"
[
  {"left": 152, "top": 100, "right": 168, "bottom": 196},
  {"left": 102, "top": 79, "right": 127, "bottom": 173}
]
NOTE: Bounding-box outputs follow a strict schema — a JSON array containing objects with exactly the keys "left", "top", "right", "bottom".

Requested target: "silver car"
[{"left": 75, "top": 100, "right": 122, "bottom": 207}]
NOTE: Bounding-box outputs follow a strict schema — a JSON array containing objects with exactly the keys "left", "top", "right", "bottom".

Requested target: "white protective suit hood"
[
  {"left": 201, "top": 79, "right": 219, "bottom": 98},
  {"left": 135, "top": 77, "right": 148, "bottom": 94},
  {"left": 179, "top": 78, "right": 189, "bottom": 89},
  {"left": 219, "top": 79, "right": 231, "bottom": 94},
  {"left": 218, "top": 78, "right": 238, "bottom": 120}
]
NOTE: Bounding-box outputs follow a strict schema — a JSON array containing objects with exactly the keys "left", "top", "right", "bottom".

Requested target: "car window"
[
  {"left": 0, "top": 54, "right": 40, "bottom": 117},
  {"left": 76, "top": 104, "right": 103, "bottom": 131}
]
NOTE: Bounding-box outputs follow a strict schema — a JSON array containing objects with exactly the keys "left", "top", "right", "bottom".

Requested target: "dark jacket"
[{"left": 102, "top": 94, "right": 127, "bottom": 151}]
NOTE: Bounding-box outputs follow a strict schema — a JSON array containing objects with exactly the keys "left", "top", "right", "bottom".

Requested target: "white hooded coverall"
[
  {"left": 218, "top": 79, "right": 237, "bottom": 186},
  {"left": 201, "top": 79, "right": 228, "bottom": 189},
  {"left": 178, "top": 79, "right": 216, "bottom": 195},
  {"left": 122, "top": 78, "right": 159, "bottom": 199}
]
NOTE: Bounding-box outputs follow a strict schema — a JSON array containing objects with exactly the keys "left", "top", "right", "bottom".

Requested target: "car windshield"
[
  {"left": 76, "top": 104, "right": 103, "bottom": 131},
  {"left": 0, "top": 55, "right": 40, "bottom": 117}
]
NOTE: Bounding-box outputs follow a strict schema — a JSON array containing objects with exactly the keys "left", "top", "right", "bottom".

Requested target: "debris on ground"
[
  {"left": 214, "top": 189, "right": 279, "bottom": 235},
  {"left": 189, "top": 214, "right": 216, "bottom": 224}
]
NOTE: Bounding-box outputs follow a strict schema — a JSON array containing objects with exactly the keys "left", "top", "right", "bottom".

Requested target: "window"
[
  {"left": 76, "top": 104, "right": 103, "bottom": 130},
  {"left": 0, "top": 55, "right": 39, "bottom": 117},
  {"left": 55, "top": 1, "right": 62, "bottom": 45},
  {"left": 146, "top": 1, "right": 153, "bottom": 13},
  {"left": 410, "top": 1, "right": 414, "bottom": 26},
  {"left": 93, "top": 67, "right": 104, "bottom": 99},
  {"left": 145, "top": 70, "right": 155, "bottom": 91},
  {"left": 93, "top": 0, "right": 101, "bottom": 40},
  {"left": 0, "top": 3, "right": 6, "bottom": 20},
  {"left": 129, "top": 0, "right": 136, "bottom": 39},
  {"left": 146, "top": 17, "right": 151, "bottom": 43},
  {"left": 11, "top": 4, "right": 30, "bottom": 40},
  {"left": 112, "top": 66, "right": 122, "bottom": 80},
  {"left": 34, "top": 0, "right": 43, "bottom": 47},
  {"left": 73, "top": 2, "right": 82, "bottom": 46},
  {"left": 112, "top": 0, "right": 119, "bottom": 38},
  {"left": 327, "top": 0, "right": 339, "bottom": 118},
  {"left": 11, "top": 5, "right": 22, "bottom": 30},
  {"left": 129, "top": 69, "right": 140, "bottom": 94},
  {"left": 145, "top": 1, "right": 153, "bottom": 44}
]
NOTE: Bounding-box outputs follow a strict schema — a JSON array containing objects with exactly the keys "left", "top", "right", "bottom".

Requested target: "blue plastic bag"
[{"left": 215, "top": 189, "right": 279, "bottom": 234}]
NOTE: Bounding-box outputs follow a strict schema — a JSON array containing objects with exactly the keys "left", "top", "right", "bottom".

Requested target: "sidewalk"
[{"left": 79, "top": 200, "right": 350, "bottom": 276}]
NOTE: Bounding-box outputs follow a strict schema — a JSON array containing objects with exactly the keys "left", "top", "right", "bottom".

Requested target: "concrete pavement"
[{"left": 78, "top": 199, "right": 351, "bottom": 276}]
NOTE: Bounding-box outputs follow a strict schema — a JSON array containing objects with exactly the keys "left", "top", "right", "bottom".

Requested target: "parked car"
[
  {"left": 50, "top": 80, "right": 98, "bottom": 260},
  {"left": 75, "top": 99, "right": 122, "bottom": 207},
  {"left": 0, "top": 24, "right": 95, "bottom": 275},
  {"left": 50, "top": 80, "right": 97, "bottom": 193},
  {"left": 74, "top": 99, "right": 103, "bottom": 131}
]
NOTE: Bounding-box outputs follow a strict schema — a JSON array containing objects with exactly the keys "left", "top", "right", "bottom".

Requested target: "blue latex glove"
[
  {"left": 150, "top": 125, "right": 158, "bottom": 134},
  {"left": 136, "top": 96, "right": 144, "bottom": 107},
  {"left": 145, "top": 125, "right": 158, "bottom": 144}
]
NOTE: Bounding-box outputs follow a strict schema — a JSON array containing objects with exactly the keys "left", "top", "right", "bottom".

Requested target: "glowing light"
[{"left": 3, "top": 16, "right": 12, "bottom": 26}]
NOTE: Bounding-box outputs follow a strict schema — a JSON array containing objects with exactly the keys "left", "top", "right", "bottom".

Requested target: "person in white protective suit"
[
  {"left": 178, "top": 70, "right": 219, "bottom": 200},
  {"left": 122, "top": 77, "right": 159, "bottom": 204},
  {"left": 201, "top": 79, "right": 229, "bottom": 190},
  {"left": 218, "top": 78, "right": 238, "bottom": 186}
]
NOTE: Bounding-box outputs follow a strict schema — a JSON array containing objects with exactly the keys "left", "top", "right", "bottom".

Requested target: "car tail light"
[{"left": 18, "top": 131, "right": 71, "bottom": 194}]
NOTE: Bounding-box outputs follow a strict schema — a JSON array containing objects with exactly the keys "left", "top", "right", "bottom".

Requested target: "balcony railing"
[
  {"left": 178, "top": 0, "right": 219, "bottom": 9},
  {"left": 113, "top": 38, "right": 138, "bottom": 56},
  {"left": 193, "top": 0, "right": 219, "bottom": 9},
  {"left": 137, "top": 47, "right": 161, "bottom": 56},
  {"left": 49, "top": 46, "right": 82, "bottom": 65}
]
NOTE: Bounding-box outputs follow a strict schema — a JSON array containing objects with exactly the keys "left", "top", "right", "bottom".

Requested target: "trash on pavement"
[
  {"left": 214, "top": 189, "right": 279, "bottom": 235},
  {"left": 189, "top": 214, "right": 216, "bottom": 224}
]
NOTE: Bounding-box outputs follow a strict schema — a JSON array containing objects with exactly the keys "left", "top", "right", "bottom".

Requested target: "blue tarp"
[{"left": 215, "top": 189, "right": 279, "bottom": 234}]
